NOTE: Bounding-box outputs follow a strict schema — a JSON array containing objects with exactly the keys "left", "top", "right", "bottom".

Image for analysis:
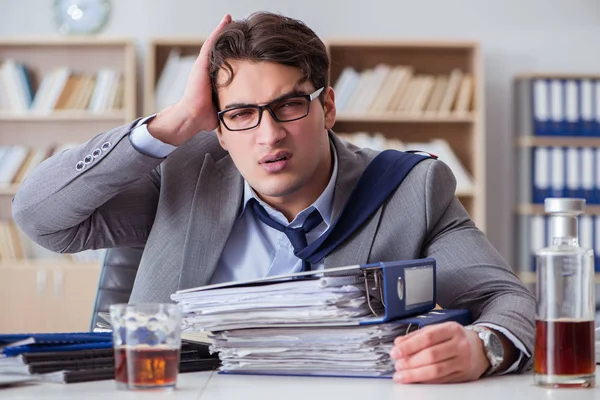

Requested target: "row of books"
[
  {"left": 516, "top": 77, "right": 600, "bottom": 136},
  {"left": 0, "top": 221, "right": 103, "bottom": 263},
  {"left": 154, "top": 48, "right": 474, "bottom": 118},
  {"left": 517, "top": 213, "right": 600, "bottom": 272},
  {"left": 0, "top": 144, "right": 78, "bottom": 186},
  {"left": 333, "top": 65, "right": 472, "bottom": 115},
  {"left": 521, "top": 146, "right": 600, "bottom": 204},
  {"left": 0, "top": 59, "right": 124, "bottom": 114},
  {"left": 337, "top": 132, "right": 474, "bottom": 193}
]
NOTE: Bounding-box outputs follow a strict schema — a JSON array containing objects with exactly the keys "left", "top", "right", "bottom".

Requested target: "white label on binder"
[
  {"left": 531, "top": 215, "right": 545, "bottom": 253},
  {"left": 550, "top": 80, "right": 563, "bottom": 122},
  {"left": 551, "top": 147, "right": 564, "bottom": 190},
  {"left": 595, "top": 81, "right": 600, "bottom": 121},
  {"left": 565, "top": 80, "right": 578, "bottom": 122},
  {"left": 566, "top": 147, "right": 579, "bottom": 190},
  {"left": 533, "top": 79, "right": 549, "bottom": 121},
  {"left": 534, "top": 147, "right": 549, "bottom": 189},
  {"left": 582, "top": 147, "right": 594, "bottom": 190},
  {"left": 596, "top": 149, "right": 600, "bottom": 191},
  {"left": 546, "top": 215, "right": 552, "bottom": 248},
  {"left": 581, "top": 79, "right": 593, "bottom": 121},
  {"left": 595, "top": 216, "right": 600, "bottom": 259},
  {"left": 580, "top": 215, "right": 593, "bottom": 251}
]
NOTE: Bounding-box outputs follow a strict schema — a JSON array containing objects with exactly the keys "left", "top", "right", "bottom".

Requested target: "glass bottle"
[{"left": 534, "top": 198, "right": 595, "bottom": 388}]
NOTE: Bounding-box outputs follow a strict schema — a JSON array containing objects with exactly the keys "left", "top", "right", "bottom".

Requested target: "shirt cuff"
[
  {"left": 129, "top": 114, "right": 178, "bottom": 158},
  {"left": 475, "top": 322, "right": 530, "bottom": 375}
]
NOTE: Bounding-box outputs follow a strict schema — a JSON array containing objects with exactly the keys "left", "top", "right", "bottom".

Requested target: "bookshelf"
[
  {"left": 145, "top": 38, "right": 486, "bottom": 230},
  {"left": 0, "top": 37, "right": 137, "bottom": 332},
  {"left": 514, "top": 73, "right": 600, "bottom": 285}
]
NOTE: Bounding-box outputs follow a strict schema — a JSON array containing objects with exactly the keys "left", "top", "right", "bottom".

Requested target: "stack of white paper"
[
  {"left": 171, "top": 275, "right": 382, "bottom": 332},
  {"left": 210, "top": 324, "right": 406, "bottom": 376}
]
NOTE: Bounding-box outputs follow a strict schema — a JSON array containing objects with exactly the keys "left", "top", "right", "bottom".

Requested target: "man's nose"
[{"left": 256, "top": 110, "right": 286, "bottom": 146}]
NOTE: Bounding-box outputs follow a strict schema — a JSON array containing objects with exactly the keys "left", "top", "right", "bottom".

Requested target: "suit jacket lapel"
[
  {"left": 178, "top": 154, "right": 242, "bottom": 290},
  {"left": 324, "top": 132, "right": 383, "bottom": 269}
]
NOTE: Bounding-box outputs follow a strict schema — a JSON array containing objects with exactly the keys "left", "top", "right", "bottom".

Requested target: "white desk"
[{"left": 3, "top": 368, "right": 600, "bottom": 400}]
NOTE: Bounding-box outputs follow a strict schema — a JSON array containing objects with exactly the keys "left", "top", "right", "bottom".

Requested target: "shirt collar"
[{"left": 240, "top": 140, "right": 338, "bottom": 228}]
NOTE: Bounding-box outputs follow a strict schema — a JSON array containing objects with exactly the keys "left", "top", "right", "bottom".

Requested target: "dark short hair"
[{"left": 209, "top": 12, "right": 329, "bottom": 108}]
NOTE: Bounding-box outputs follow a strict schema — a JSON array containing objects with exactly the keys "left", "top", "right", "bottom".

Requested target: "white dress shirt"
[{"left": 129, "top": 119, "right": 528, "bottom": 374}]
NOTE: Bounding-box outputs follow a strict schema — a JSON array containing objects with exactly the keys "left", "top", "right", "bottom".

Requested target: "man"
[{"left": 12, "top": 12, "right": 534, "bottom": 384}]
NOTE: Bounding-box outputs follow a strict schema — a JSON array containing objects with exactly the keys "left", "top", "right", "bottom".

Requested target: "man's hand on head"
[
  {"left": 148, "top": 14, "right": 232, "bottom": 146},
  {"left": 389, "top": 322, "right": 490, "bottom": 384}
]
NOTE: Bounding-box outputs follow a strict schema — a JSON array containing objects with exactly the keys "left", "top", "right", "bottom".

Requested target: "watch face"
[
  {"left": 53, "top": 0, "right": 111, "bottom": 35},
  {"left": 487, "top": 331, "right": 504, "bottom": 363}
]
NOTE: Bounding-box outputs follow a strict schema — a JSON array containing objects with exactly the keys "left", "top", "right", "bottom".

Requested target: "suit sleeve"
[
  {"left": 421, "top": 159, "right": 536, "bottom": 372},
  {"left": 12, "top": 120, "right": 164, "bottom": 253}
]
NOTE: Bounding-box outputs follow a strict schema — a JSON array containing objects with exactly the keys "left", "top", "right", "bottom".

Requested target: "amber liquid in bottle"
[{"left": 534, "top": 320, "right": 595, "bottom": 381}]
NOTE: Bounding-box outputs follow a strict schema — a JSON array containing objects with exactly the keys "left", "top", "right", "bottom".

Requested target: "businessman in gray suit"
[{"left": 13, "top": 12, "right": 534, "bottom": 384}]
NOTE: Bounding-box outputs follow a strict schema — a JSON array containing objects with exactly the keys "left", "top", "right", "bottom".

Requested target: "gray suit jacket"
[{"left": 12, "top": 119, "right": 535, "bottom": 371}]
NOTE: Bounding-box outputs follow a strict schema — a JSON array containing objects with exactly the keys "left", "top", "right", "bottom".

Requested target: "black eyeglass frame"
[{"left": 217, "top": 87, "right": 325, "bottom": 132}]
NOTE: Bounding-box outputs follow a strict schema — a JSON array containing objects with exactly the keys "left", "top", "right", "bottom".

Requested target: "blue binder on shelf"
[
  {"left": 531, "top": 78, "right": 551, "bottom": 136},
  {"left": 579, "top": 78, "right": 596, "bottom": 137}
]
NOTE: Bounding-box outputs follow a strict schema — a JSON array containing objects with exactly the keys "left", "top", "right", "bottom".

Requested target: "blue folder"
[
  {"left": 0, "top": 332, "right": 112, "bottom": 357},
  {"left": 0, "top": 332, "right": 112, "bottom": 346}
]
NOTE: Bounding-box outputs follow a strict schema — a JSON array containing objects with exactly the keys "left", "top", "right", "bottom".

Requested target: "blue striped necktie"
[{"left": 250, "top": 199, "right": 323, "bottom": 272}]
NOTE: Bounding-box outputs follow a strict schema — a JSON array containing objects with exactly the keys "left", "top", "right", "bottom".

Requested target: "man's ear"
[
  {"left": 323, "top": 86, "right": 336, "bottom": 130},
  {"left": 216, "top": 126, "right": 228, "bottom": 150}
]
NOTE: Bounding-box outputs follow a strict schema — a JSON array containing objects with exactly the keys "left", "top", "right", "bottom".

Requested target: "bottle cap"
[
  {"left": 544, "top": 198, "right": 585, "bottom": 215},
  {"left": 544, "top": 198, "right": 585, "bottom": 239}
]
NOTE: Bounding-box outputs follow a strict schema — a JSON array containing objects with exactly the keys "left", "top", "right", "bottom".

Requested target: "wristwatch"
[{"left": 465, "top": 325, "right": 504, "bottom": 376}]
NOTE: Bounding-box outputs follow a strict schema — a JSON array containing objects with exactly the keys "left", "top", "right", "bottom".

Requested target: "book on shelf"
[
  {"left": 0, "top": 59, "right": 33, "bottom": 113},
  {"left": 0, "top": 59, "right": 124, "bottom": 115},
  {"left": 333, "top": 64, "right": 473, "bottom": 116},
  {"left": 337, "top": 132, "right": 473, "bottom": 194},
  {"left": 154, "top": 47, "right": 197, "bottom": 112}
]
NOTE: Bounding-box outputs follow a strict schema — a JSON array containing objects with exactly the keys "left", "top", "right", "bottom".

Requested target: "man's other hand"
[{"left": 389, "top": 322, "right": 490, "bottom": 384}]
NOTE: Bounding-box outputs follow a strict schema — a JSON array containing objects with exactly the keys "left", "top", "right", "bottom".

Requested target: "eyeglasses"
[{"left": 217, "top": 87, "right": 325, "bottom": 132}]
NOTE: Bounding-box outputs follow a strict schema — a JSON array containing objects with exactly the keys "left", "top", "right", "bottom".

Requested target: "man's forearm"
[{"left": 12, "top": 122, "right": 163, "bottom": 252}]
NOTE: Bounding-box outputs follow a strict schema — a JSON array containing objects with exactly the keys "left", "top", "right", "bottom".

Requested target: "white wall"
[{"left": 1, "top": 0, "right": 600, "bottom": 263}]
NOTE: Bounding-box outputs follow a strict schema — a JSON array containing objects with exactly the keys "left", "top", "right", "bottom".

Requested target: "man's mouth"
[{"left": 260, "top": 152, "right": 291, "bottom": 164}]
